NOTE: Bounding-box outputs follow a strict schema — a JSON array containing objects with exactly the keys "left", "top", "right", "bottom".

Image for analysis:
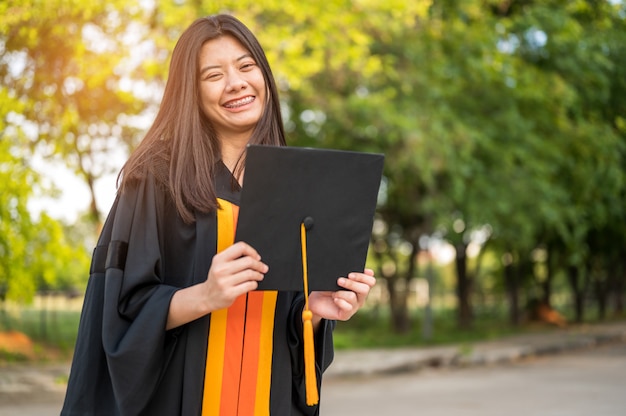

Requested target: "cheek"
[
  {"left": 252, "top": 71, "right": 267, "bottom": 100},
  {"left": 199, "top": 85, "right": 220, "bottom": 119}
]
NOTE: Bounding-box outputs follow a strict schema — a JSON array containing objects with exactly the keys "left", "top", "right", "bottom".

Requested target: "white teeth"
[{"left": 225, "top": 96, "right": 254, "bottom": 108}]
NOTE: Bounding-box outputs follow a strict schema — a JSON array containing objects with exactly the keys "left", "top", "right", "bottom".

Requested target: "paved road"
[
  {"left": 2, "top": 343, "right": 626, "bottom": 415},
  {"left": 0, "top": 363, "right": 66, "bottom": 416},
  {"left": 320, "top": 343, "right": 626, "bottom": 416}
]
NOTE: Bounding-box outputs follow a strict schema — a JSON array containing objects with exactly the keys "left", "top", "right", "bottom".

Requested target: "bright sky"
[{"left": 28, "top": 155, "right": 121, "bottom": 223}]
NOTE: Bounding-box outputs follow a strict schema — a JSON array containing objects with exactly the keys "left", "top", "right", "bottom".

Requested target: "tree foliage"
[
  {"left": 1, "top": 0, "right": 624, "bottom": 331},
  {"left": 1, "top": 0, "right": 154, "bottom": 226},
  {"left": 0, "top": 133, "right": 89, "bottom": 302}
]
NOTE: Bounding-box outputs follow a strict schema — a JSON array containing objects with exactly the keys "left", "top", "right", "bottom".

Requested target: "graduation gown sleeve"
[
  {"left": 101, "top": 174, "right": 181, "bottom": 415},
  {"left": 62, "top": 174, "right": 183, "bottom": 416}
]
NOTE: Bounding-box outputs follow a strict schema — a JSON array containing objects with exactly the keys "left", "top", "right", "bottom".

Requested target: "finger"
[
  {"left": 338, "top": 275, "right": 375, "bottom": 294},
  {"left": 211, "top": 253, "right": 268, "bottom": 277},
  {"left": 218, "top": 241, "right": 262, "bottom": 262},
  {"left": 209, "top": 267, "right": 265, "bottom": 300},
  {"left": 220, "top": 279, "right": 260, "bottom": 303},
  {"left": 213, "top": 265, "right": 267, "bottom": 293},
  {"left": 227, "top": 255, "right": 269, "bottom": 275},
  {"left": 232, "top": 277, "right": 261, "bottom": 292},
  {"left": 348, "top": 272, "right": 376, "bottom": 288},
  {"left": 332, "top": 295, "right": 356, "bottom": 313},
  {"left": 310, "top": 290, "right": 333, "bottom": 297},
  {"left": 333, "top": 290, "right": 358, "bottom": 308},
  {"left": 232, "top": 267, "right": 266, "bottom": 283}
]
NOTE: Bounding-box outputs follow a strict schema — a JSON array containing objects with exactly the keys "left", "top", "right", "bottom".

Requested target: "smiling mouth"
[{"left": 224, "top": 96, "right": 255, "bottom": 108}]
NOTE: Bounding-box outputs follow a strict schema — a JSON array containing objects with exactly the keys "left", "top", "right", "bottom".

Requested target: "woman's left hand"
[{"left": 308, "top": 268, "right": 376, "bottom": 322}]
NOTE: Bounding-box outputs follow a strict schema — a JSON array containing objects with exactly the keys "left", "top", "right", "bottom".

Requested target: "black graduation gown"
[{"left": 61, "top": 162, "right": 335, "bottom": 416}]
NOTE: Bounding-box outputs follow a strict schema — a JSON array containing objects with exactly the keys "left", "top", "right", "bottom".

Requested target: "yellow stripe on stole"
[
  {"left": 202, "top": 199, "right": 234, "bottom": 416},
  {"left": 254, "top": 290, "right": 277, "bottom": 416}
]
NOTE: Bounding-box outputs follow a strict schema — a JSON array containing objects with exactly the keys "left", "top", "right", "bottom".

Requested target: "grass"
[
  {"left": 332, "top": 308, "right": 528, "bottom": 350},
  {"left": 2, "top": 301, "right": 625, "bottom": 362},
  {"left": 0, "top": 348, "right": 31, "bottom": 363},
  {"left": 0, "top": 306, "right": 81, "bottom": 362},
  {"left": 4, "top": 304, "right": 521, "bottom": 360},
  {"left": 333, "top": 305, "right": 626, "bottom": 350}
]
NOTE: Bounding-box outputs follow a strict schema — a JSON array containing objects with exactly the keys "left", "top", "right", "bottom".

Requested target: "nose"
[{"left": 226, "top": 71, "right": 247, "bottom": 92}]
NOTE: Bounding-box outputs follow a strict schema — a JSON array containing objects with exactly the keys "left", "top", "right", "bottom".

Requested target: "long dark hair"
[{"left": 119, "top": 14, "right": 286, "bottom": 223}]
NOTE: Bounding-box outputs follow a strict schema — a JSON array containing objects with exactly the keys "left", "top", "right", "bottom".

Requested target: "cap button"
[{"left": 303, "top": 216, "right": 314, "bottom": 230}]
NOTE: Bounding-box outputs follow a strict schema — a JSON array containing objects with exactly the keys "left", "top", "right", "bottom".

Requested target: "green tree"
[
  {"left": 0, "top": 134, "right": 89, "bottom": 305},
  {"left": 0, "top": 135, "right": 39, "bottom": 302},
  {"left": 1, "top": 0, "right": 151, "bottom": 227},
  {"left": 3, "top": 0, "right": 625, "bottom": 336},
  {"left": 500, "top": 0, "right": 626, "bottom": 323}
]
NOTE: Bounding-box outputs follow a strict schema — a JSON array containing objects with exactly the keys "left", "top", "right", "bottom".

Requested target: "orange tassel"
[
  {"left": 300, "top": 222, "right": 319, "bottom": 406},
  {"left": 302, "top": 310, "right": 319, "bottom": 405}
]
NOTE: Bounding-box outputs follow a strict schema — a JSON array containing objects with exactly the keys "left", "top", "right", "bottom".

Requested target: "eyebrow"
[{"left": 200, "top": 53, "right": 253, "bottom": 75}]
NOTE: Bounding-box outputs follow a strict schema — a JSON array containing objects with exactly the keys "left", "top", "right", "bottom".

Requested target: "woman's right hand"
[
  {"left": 202, "top": 241, "right": 268, "bottom": 310},
  {"left": 167, "top": 241, "right": 267, "bottom": 330}
]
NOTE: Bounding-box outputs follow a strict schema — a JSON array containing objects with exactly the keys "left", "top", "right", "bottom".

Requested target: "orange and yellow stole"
[{"left": 201, "top": 199, "right": 278, "bottom": 416}]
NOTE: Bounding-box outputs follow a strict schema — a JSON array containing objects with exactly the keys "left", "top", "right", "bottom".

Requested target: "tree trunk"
[
  {"left": 455, "top": 243, "right": 472, "bottom": 329},
  {"left": 422, "top": 254, "right": 434, "bottom": 341},
  {"left": 541, "top": 245, "right": 553, "bottom": 306},
  {"left": 609, "top": 257, "right": 625, "bottom": 316},
  {"left": 386, "top": 277, "right": 410, "bottom": 333},
  {"left": 373, "top": 243, "right": 411, "bottom": 334},
  {"left": 595, "top": 271, "right": 608, "bottom": 321},
  {"left": 504, "top": 262, "right": 520, "bottom": 325},
  {"left": 614, "top": 260, "right": 625, "bottom": 315},
  {"left": 614, "top": 275, "right": 625, "bottom": 315},
  {"left": 567, "top": 265, "right": 585, "bottom": 323}
]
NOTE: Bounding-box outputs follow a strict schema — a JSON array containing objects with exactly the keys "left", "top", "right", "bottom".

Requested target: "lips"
[{"left": 223, "top": 96, "right": 255, "bottom": 108}]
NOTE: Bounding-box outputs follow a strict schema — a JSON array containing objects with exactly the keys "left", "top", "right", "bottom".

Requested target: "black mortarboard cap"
[{"left": 235, "top": 145, "right": 385, "bottom": 292}]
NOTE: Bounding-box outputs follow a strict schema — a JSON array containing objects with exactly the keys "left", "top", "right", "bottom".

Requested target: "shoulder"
[{"left": 121, "top": 139, "right": 172, "bottom": 196}]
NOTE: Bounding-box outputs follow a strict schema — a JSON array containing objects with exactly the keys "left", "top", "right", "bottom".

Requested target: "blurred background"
[{"left": 1, "top": 0, "right": 625, "bottom": 366}]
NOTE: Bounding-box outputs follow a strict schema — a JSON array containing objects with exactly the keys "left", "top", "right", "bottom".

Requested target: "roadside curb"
[
  {"left": 325, "top": 321, "right": 626, "bottom": 379},
  {"left": 1, "top": 322, "right": 625, "bottom": 396}
]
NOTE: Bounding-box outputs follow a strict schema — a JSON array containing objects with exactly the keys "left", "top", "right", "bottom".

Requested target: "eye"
[
  {"left": 241, "top": 62, "right": 257, "bottom": 71},
  {"left": 204, "top": 72, "right": 223, "bottom": 81}
]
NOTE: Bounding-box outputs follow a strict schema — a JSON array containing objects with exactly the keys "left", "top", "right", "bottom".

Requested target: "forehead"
[{"left": 199, "top": 35, "right": 251, "bottom": 65}]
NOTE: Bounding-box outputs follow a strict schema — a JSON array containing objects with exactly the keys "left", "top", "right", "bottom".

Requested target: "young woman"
[{"left": 61, "top": 14, "right": 375, "bottom": 416}]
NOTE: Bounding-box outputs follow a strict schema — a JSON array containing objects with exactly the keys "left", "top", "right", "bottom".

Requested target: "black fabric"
[
  {"left": 105, "top": 241, "right": 128, "bottom": 271},
  {"left": 90, "top": 245, "right": 107, "bottom": 275},
  {"left": 236, "top": 145, "right": 385, "bottom": 291},
  {"left": 61, "top": 161, "right": 335, "bottom": 416}
]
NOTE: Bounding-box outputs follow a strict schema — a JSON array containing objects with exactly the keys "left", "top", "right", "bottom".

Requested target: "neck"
[
  {"left": 220, "top": 139, "right": 248, "bottom": 185},
  {"left": 221, "top": 144, "right": 244, "bottom": 169}
]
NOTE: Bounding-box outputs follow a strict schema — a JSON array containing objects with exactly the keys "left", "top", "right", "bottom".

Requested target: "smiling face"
[{"left": 198, "top": 35, "right": 267, "bottom": 144}]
